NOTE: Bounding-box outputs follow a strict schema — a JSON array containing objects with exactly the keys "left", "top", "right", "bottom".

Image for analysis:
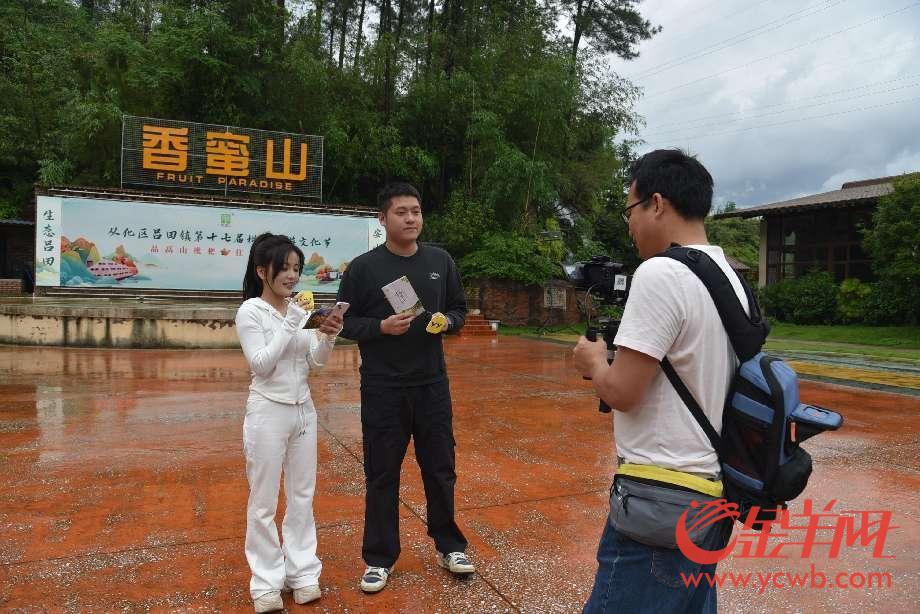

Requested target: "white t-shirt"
[{"left": 612, "top": 245, "right": 750, "bottom": 475}]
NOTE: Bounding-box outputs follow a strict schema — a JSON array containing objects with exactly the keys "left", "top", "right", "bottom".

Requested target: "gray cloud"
[{"left": 614, "top": 0, "right": 920, "bottom": 207}]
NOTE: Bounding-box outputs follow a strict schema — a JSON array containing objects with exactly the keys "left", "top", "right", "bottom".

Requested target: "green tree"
[
  {"left": 705, "top": 202, "right": 760, "bottom": 269},
  {"left": 1, "top": 0, "right": 657, "bottom": 283},
  {"left": 556, "top": 0, "right": 660, "bottom": 63},
  {"left": 459, "top": 232, "right": 559, "bottom": 284},
  {"left": 0, "top": 1, "right": 89, "bottom": 215},
  {"left": 862, "top": 173, "right": 920, "bottom": 324}
]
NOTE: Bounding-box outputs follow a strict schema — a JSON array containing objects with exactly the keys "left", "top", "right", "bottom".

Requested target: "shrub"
[
  {"left": 760, "top": 271, "right": 838, "bottom": 324},
  {"left": 760, "top": 278, "right": 796, "bottom": 322},
  {"left": 837, "top": 278, "right": 873, "bottom": 323},
  {"left": 789, "top": 271, "right": 839, "bottom": 324},
  {"left": 862, "top": 280, "right": 918, "bottom": 325}
]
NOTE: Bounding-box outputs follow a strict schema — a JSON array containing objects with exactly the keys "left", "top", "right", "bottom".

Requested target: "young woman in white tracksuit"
[{"left": 235, "top": 233, "right": 343, "bottom": 613}]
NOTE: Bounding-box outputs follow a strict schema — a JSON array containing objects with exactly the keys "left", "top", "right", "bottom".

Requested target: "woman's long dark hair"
[{"left": 242, "top": 233, "right": 305, "bottom": 300}]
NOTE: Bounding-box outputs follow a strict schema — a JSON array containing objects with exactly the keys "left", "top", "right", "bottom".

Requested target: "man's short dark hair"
[
  {"left": 377, "top": 182, "right": 422, "bottom": 212},
  {"left": 628, "top": 149, "right": 713, "bottom": 220}
]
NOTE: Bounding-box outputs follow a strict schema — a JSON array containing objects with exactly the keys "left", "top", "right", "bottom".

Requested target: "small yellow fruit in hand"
[
  {"left": 426, "top": 312, "right": 448, "bottom": 334},
  {"left": 294, "top": 291, "right": 314, "bottom": 310}
]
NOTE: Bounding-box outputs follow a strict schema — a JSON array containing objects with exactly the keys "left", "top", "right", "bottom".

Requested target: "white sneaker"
[
  {"left": 437, "top": 551, "right": 476, "bottom": 574},
  {"left": 253, "top": 591, "right": 284, "bottom": 613},
  {"left": 360, "top": 565, "right": 393, "bottom": 593},
  {"left": 293, "top": 584, "right": 321, "bottom": 604}
]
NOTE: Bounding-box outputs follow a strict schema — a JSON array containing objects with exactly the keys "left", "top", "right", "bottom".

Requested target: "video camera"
[
  {"left": 563, "top": 256, "right": 630, "bottom": 306},
  {"left": 563, "top": 256, "right": 632, "bottom": 413}
]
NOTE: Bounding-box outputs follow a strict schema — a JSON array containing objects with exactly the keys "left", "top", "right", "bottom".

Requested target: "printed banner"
[
  {"left": 36, "top": 195, "right": 381, "bottom": 293},
  {"left": 121, "top": 116, "right": 323, "bottom": 199},
  {"left": 35, "top": 197, "right": 62, "bottom": 283}
]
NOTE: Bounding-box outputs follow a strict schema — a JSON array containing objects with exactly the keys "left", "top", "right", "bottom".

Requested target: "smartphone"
[
  {"left": 330, "top": 301, "right": 350, "bottom": 317},
  {"left": 305, "top": 301, "right": 350, "bottom": 328}
]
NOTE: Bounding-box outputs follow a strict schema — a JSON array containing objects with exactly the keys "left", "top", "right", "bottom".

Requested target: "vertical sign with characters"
[{"left": 35, "top": 197, "right": 62, "bottom": 286}]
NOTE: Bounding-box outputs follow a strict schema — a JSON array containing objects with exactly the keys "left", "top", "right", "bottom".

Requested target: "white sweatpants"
[{"left": 243, "top": 393, "right": 322, "bottom": 598}]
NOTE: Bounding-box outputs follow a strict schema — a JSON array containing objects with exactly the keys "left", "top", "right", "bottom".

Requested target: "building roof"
[
  {"left": 725, "top": 255, "right": 750, "bottom": 271},
  {"left": 715, "top": 175, "right": 901, "bottom": 219}
]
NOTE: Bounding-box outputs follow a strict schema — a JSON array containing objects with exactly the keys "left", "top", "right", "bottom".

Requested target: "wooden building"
[{"left": 715, "top": 176, "right": 897, "bottom": 287}]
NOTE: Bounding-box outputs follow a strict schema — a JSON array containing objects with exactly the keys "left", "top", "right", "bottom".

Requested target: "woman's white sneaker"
[
  {"left": 293, "top": 584, "right": 321, "bottom": 604},
  {"left": 253, "top": 591, "right": 283, "bottom": 613},
  {"left": 437, "top": 551, "right": 476, "bottom": 574}
]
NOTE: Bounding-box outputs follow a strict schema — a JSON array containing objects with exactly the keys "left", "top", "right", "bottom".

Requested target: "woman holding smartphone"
[{"left": 235, "top": 233, "right": 344, "bottom": 613}]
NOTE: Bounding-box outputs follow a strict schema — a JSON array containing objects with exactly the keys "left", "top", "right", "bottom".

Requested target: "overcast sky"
[{"left": 612, "top": 0, "right": 920, "bottom": 208}]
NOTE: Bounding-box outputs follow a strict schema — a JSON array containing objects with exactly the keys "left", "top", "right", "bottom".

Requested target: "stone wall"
[
  {"left": 0, "top": 303, "right": 240, "bottom": 348},
  {"left": 467, "top": 278, "right": 583, "bottom": 327},
  {"left": 0, "top": 301, "right": 362, "bottom": 349}
]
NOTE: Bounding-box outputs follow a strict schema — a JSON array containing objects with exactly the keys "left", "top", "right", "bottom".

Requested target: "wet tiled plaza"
[{"left": 1, "top": 337, "right": 917, "bottom": 612}]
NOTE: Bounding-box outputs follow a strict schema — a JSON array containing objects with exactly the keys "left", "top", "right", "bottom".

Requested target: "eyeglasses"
[{"left": 621, "top": 196, "right": 651, "bottom": 224}]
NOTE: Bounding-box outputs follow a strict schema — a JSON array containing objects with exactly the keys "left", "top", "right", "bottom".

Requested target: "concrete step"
[{"left": 456, "top": 315, "right": 497, "bottom": 336}]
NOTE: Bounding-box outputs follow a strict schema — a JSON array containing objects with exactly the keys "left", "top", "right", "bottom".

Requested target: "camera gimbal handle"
[{"left": 585, "top": 321, "right": 618, "bottom": 413}]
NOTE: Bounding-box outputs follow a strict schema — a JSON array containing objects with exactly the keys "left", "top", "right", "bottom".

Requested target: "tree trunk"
[
  {"left": 353, "top": 0, "right": 366, "bottom": 69},
  {"left": 523, "top": 117, "right": 541, "bottom": 228},
  {"left": 142, "top": 0, "right": 154, "bottom": 40},
  {"left": 442, "top": 0, "right": 460, "bottom": 75},
  {"left": 328, "top": 0, "right": 337, "bottom": 58},
  {"left": 394, "top": 0, "right": 406, "bottom": 46},
  {"left": 380, "top": 0, "right": 393, "bottom": 120},
  {"left": 313, "top": 0, "right": 325, "bottom": 41},
  {"left": 425, "top": 0, "right": 434, "bottom": 69},
  {"left": 275, "top": 0, "right": 286, "bottom": 46},
  {"left": 571, "top": 0, "right": 591, "bottom": 63},
  {"left": 376, "top": 0, "right": 391, "bottom": 45},
  {"left": 338, "top": 0, "right": 351, "bottom": 69}
]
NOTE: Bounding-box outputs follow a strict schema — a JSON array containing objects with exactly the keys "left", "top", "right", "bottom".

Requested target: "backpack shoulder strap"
[
  {"left": 661, "top": 358, "right": 724, "bottom": 456},
  {"left": 653, "top": 245, "right": 766, "bottom": 458},
  {"left": 656, "top": 245, "right": 768, "bottom": 361}
]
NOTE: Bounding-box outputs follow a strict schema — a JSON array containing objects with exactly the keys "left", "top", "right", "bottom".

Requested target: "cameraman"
[{"left": 573, "top": 149, "right": 748, "bottom": 613}]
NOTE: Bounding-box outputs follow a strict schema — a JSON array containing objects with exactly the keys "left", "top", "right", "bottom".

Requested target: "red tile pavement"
[{"left": 0, "top": 337, "right": 917, "bottom": 612}]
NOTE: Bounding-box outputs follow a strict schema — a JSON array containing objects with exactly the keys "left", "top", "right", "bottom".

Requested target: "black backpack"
[{"left": 656, "top": 246, "right": 843, "bottom": 529}]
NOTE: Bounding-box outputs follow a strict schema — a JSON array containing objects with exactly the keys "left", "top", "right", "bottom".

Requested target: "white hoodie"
[{"left": 235, "top": 297, "right": 336, "bottom": 405}]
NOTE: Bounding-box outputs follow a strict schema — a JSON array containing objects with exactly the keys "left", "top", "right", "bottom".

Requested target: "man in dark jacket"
[{"left": 337, "top": 182, "right": 474, "bottom": 594}]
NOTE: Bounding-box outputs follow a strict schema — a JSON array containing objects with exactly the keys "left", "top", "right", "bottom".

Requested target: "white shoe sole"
[
  {"left": 437, "top": 558, "right": 476, "bottom": 574},
  {"left": 294, "top": 588, "right": 321, "bottom": 604},
  {"left": 360, "top": 567, "right": 393, "bottom": 593},
  {"left": 253, "top": 596, "right": 284, "bottom": 613},
  {"left": 360, "top": 581, "right": 387, "bottom": 593}
]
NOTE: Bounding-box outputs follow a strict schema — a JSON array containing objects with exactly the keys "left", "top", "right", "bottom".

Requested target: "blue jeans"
[{"left": 583, "top": 517, "right": 726, "bottom": 614}]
